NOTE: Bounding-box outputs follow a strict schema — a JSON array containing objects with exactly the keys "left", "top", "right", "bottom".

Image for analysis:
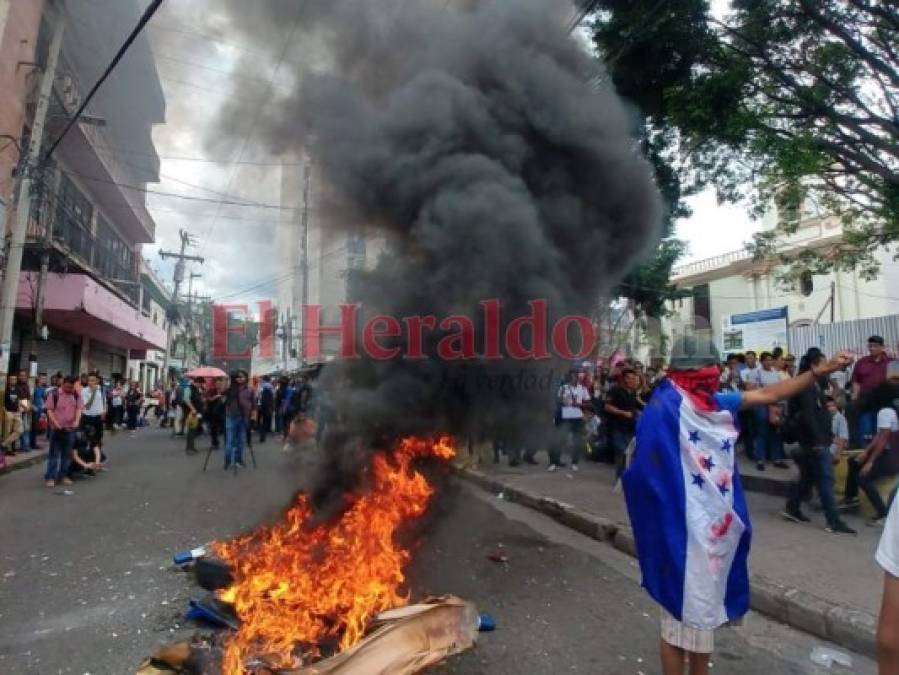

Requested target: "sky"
[{"left": 105, "top": 0, "right": 761, "bottom": 301}]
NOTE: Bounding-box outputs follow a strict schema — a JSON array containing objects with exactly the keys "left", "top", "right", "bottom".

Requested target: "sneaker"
[
  {"left": 839, "top": 497, "right": 860, "bottom": 510},
  {"left": 781, "top": 509, "right": 811, "bottom": 523},
  {"left": 826, "top": 522, "right": 857, "bottom": 535},
  {"left": 866, "top": 517, "right": 887, "bottom": 528},
  {"left": 773, "top": 461, "right": 790, "bottom": 469},
  {"left": 61, "top": 478, "right": 73, "bottom": 486},
  {"left": 547, "top": 464, "right": 558, "bottom": 472},
  {"left": 756, "top": 462, "right": 765, "bottom": 471},
  {"left": 235, "top": 462, "right": 246, "bottom": 469},
  {"left": 571, "top": 464, "right": 580, "bottom": 472}
]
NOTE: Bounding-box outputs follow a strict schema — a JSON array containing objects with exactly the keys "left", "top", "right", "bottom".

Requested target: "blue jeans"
[
  {"left": 225, "top": 416, "right": 247, "bottom": 466},
  {"left": 44, "top": 430, "right": 74, "bottom": 482},
  {"left": 787, "top": 446, "right": 841, "bottom": 526},
  {"left": 853, "top": 410, "right": 876, "bottom": 449},
  {"left": 753, "top": 407, "right": 784, "bottom": 463}
]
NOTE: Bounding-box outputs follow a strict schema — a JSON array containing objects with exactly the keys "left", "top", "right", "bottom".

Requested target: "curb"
[
  {"left": 459, "top": 467, "right": 877, "bottom": 658},
  {"left": 0, "top": 451, "right": 48, "bottom": 477}
]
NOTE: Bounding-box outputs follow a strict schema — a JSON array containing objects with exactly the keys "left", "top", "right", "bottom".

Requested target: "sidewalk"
[{"left": 459, "top": 457, "right": 884, "bottom": 656}]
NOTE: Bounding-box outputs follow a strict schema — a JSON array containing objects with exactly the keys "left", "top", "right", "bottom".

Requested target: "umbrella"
[{"left": 186, "top": 366, "right": 228, "bottom": 379}]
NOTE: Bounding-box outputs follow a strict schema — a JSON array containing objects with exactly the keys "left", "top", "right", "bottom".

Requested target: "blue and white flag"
[{"left": 622, "top": 378, "right": 752, "bottom": 630}]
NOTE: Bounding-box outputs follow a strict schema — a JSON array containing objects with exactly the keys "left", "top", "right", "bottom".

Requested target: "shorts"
[{"left": 660, "top": 610, "right": 715, "bottom": 654}]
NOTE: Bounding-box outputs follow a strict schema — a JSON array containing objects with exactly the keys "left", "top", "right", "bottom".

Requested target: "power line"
[
  {"left": 42, "top": 0, "right": 166, "bottom": 163},
  {"left": 58, "top": 168, "right": 298, "bottom": 210}
]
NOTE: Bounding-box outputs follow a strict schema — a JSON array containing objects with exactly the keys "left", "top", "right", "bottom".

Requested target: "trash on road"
[
  {"left": 809, "top": 646, "right": 853, "bottom": 668},
  {"left": 487, "top": 549, "right": 509, "bottom": 564},
  {"left": 185, "top": 594, "right": 239, "bottom": 630},
  {"left": 173, "top": 546, "right": 207, "bottom": 566},
  {"left": 193, "top": 557, "right": 233, "bottom": 591}
]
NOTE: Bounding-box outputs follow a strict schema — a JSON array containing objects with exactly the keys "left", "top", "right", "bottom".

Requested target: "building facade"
[
  {"left": 1, "top": 0, "right": 167, "bottom": 378},
  {"left": 665, "top": 208, "right": 899, "bottom": 356}
]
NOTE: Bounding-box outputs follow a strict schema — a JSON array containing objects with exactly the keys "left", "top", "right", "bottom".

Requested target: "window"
[
  {"left": 54, "top": 173, "right": 94, "bottom": 262},
  {"left": 96, "top": 217, "right": 134, "bottom": 284},
  {"left": 692, "top": 284, "right": 711, "bottom": 329},
  {"left": 800, "top": 271, "right": 814, "bottom": 297}
]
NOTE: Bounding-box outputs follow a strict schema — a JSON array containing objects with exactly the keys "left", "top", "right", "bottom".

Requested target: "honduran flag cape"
[{"left": 622, "top": 376, "right": 752, "bottom": 630}]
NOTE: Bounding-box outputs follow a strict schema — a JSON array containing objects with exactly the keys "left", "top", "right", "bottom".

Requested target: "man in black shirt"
[{"left": 604, "top": 368, "right": 642, "bottom": 479}]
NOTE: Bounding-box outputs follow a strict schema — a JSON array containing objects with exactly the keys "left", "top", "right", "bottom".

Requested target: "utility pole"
[
  {"left": 299, "top": 161, "right": 311, "bottom": 367},
  {"left": 186, "top": 272, "right": 201, "bottom": 369},
  {"left": 0, "top": 13, "right": 64, "bottom": 390},
  {"left": 158, "top": 229, "right": 203, "bottom": 383}
]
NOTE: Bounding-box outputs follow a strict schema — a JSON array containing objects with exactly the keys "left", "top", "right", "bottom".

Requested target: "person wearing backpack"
[{"left": 44, "top": 376, "right": 83, "bottom": 488}]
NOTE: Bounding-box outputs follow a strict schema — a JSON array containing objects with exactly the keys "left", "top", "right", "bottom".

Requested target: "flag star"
[
  {"left": 688, "top": 430, "right": 701, "bottom": 444},
  {"left": 718, "top": 482, "right": 730, "bottom": 497},
  {"left": 721, "top": 439, "right": 732, "bottom": 452},
  {"left": 701, "top": 455, "right": 715, "bottom": 472},
  {"left": 691, "top": 473, "right": 705, "bottom": 489}
]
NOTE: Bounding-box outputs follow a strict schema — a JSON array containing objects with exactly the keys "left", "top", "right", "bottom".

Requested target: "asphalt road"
[{"left": 0, "top": 427, "right": 872, "bottom": 674}]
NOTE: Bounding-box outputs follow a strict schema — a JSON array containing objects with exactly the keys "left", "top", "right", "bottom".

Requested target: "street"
[{"left": 0, "top": 428, "right": 874, "bottom": 674}]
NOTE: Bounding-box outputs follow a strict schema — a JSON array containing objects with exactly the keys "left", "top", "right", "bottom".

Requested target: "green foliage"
[{"left": 592, "top": 0, "right": 899, "bottom": 279}]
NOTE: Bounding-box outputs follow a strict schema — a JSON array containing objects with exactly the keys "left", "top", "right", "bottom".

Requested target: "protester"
[
  {"left": 623, "top": 336, "right": 852, "bottom": 675},
  {"left": 30, "top": 372, "right": 46, "bottom": 450},
  {"left": 80, "top": 373, "right": 106, "bottom": 462},
  {"left": 782, "top": 348, "right": 856, "bottom": 534},
  {"left": 68, "top": 430, "right": 105, "bottom": 478},
  {"left": 604, "top": 367, "right": 642, "bottom": 478},
  {"left": 15, "top": 369, "right": 32, "bottom": 452},
  {"left": 876, "top": 498, "right": 899, "bottom": 674},
  {"left": 183, "top": 378, "right": 205, "bottom": 455},
  {"left": 109, "top": 380, "right": 124, "bottom": 429},
  {"left": 550, "top": 369, "right": 591, "bottom": 472},
  {"left": 752, "top": 352, "right": 789, "bottom": 471},
  {"left": 258, "top": 375, "right": 275, "bottom": 443},
  {"left": 205, "top": 377, "right": 226, "bottom": 449},
  {"left": 720, "top": 354, "right": 742, "bottom": 393},
  {"left": 224, "top": 370, "right": 255, "bottom": 469},
  {"left": 2, "top": 374, "right": 26, "bottom": 456},
  {"left": 44, "top": 376, "right": 82, "bottom": 488},
  {"left": 844, "top": 362, "right": 899, "bottom": 526},
  {"left": 125, "top": 381, "right": 143, "bottom": 431},
  {"left": 852, "top": 335, "right": 893, "bottom": 447}
]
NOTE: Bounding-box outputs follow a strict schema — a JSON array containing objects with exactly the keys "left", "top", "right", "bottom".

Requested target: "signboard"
[{"left": 720, "top": 306, "right": 789, "bottom": 355}]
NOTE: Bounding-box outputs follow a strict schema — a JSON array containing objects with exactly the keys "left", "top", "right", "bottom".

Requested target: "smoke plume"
[{"left": 211, "top": 0, "right": 663, "bottom": 505}]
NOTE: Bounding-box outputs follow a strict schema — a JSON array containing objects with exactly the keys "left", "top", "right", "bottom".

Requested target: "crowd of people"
[
  {"left": 156, "top": 372, "right": 325, "bottom": 469},
  {"left": 495, "top": 335, "right": 899, "bottom": 537},
  {"left": 0, "top": 367, "right": 328, "bottom": 483}
]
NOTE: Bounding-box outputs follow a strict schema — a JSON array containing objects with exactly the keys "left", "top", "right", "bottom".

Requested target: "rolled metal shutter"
[{"left": 35, "top": 338, "right": 77, "bottom": 377}]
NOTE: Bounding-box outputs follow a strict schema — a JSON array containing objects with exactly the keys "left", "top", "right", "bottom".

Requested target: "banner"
[{"left": 720, "top": 307, "right": 789, "bottom": 355}]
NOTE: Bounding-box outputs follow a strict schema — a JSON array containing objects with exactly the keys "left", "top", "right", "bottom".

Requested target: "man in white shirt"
[
  {"left": 844, "top": 399, "right": 899, "bottom": 525},
  {"left": 876, "top": 498, "right": 899, "bottom": 673},
  {"left": 550, "top": 369, "right": 590, "bottom": 472},
  {"left": 80, "top": 373, "right": 107, "bottom": 459},
  {"left": 740, "top": 351, "right": 762, "bottom": 390}
]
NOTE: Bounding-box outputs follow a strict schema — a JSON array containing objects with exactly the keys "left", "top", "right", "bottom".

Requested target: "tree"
[{"left": 592, "top": 0, "right": 899, "bottom": 280}]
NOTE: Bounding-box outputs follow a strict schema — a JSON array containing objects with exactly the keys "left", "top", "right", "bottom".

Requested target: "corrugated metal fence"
[{"left": 789, "top": 314, "right": 899, "bottom": 357}]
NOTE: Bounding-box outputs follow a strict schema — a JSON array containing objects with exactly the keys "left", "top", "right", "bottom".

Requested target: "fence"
[{"left": 789, "top": 314, "right": 899, "bottom": 357}]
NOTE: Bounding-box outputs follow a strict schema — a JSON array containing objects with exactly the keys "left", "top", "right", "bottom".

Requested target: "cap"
[
  {"left": 669, "top": 335, "right": 720, "bottom": 371},
  {"left": 869, "top": 335, "right": 885, "bottom": 345}
]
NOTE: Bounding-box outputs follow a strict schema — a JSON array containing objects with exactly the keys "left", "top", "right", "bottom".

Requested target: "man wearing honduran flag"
[{"left": 623, "top": 336, "right": 852, "bottom": 675}]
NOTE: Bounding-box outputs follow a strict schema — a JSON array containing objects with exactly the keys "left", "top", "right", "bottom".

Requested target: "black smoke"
[{"left": 211, "top": 0, "right": 663, "bottom": 507}]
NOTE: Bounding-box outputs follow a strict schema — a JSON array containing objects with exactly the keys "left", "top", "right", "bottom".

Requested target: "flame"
[{"left": 212, "top": 436, "right": 456, "bottom": 673}]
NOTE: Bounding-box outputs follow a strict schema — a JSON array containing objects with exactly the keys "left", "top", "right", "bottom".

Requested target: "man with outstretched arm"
[{"left": 623, "top": 337, "right": 852, "bottom": 675}]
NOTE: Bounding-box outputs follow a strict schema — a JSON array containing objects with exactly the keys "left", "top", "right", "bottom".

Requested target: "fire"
[{"left": 212, "top": 436, "right": 456, "bottom": 673}]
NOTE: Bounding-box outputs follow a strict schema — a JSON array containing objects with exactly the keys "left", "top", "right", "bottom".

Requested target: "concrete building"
[
  {"left": 1, "top": 0, "right": 167, "bottom": 377},
  {"left": 125, "top": 260, "right": 172, "bottom": 390},
  {"left": 665, "top": 205, "right": 899, "bottom": 355},
  {"left": 276, "top": 162, "right": 386, "bottom": 369}
]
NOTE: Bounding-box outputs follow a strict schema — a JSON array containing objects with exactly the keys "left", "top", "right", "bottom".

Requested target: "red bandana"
[{"left": 667, "top": 367, "right": 722, "bottom": 412}]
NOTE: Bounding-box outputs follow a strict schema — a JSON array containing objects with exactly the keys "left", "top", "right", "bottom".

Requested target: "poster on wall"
[{"left": 720, "top": 306, "right": 790, "bottom": 355}]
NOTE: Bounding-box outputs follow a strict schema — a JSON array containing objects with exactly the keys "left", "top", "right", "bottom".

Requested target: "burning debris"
[{"left": 141, "top": 438, "right": 481, "bottom": 674}]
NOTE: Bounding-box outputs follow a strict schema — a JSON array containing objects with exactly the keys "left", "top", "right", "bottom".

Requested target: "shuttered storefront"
[
  {"left": 35, "top": 337, "right": 77, "bottom": 377},
  {"left": 89, "top": 342, "right": 127, "bottom": 380}
]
